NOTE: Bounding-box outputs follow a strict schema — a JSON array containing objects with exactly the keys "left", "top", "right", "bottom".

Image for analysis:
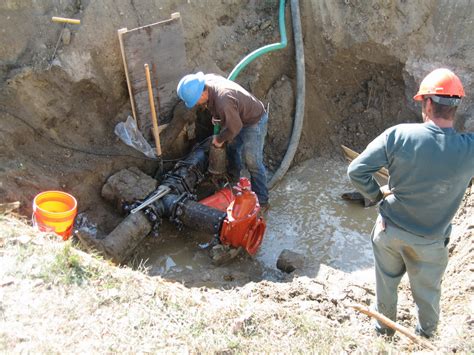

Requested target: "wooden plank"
[
  {"left": 117, "top": 28, "right": 137, "bottom": 121},
  {"left": 120, "top": 13, "right": 188, "bottom": 141},
  {"left": 342, "top": 145, "right": 473, "bottom": 187},
  {"left": 144, "top": 63, "right": 162, "bottom": 157},
  {"left": 341, "top": 145, "right": 389, "bottom": 181},
  {"left": 348, "top": 303, "right": 436, "bottom": 350}
]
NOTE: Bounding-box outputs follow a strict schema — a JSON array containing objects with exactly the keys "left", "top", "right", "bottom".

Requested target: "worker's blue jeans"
[
  {"left": 371, "top": 215, "right": 449, "bottom": 337},
  {"left": 227, "top": 112, "right": 268, "bottom": 205}
]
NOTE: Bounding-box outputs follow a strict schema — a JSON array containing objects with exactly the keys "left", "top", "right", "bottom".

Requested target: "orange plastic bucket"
[{"left": 32, "top": 191, "right": 77, "bottom": 240}]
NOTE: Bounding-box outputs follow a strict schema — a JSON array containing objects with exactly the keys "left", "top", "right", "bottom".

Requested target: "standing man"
[
  {"left": 177, "top": 72, "right": 269, "bottom": 209},
  {"left": 347, "top": 68, "right": 474, "bottom": 337}
]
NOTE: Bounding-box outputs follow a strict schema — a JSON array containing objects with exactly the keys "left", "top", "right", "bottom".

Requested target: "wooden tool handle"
[
  {"left": 348, "top": 303, "right": 436, "bottom": 350},
  {"left": 52, "top": 17, "right": 81, "bottom": 25},
  {"left": 341, "top": 145, "right": 389, "bottom": 180},
  {"left": 144, "top": 63, "right": 162, "bottom": 157}
]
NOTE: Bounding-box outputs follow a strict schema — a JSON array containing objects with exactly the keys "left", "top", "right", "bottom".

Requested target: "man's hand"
[
  {"left": 212, "top": 136, "right": 224, "bottom": 148},
  {"left": 380, "top": 185, "right": 393, "bottom": 198},
  {"left": 371, "top": 184, "right": 393, "bottom": 205},
  {"left": 377, "top": 215, "right": 387, "bottom": 232},
  {"left": 211, "top": 116, "right": 221, "bottom": 126}
]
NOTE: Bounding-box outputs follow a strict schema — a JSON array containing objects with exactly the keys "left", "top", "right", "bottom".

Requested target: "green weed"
[{"left": 41, "top": 243, "right": 95, "bottom": 285}]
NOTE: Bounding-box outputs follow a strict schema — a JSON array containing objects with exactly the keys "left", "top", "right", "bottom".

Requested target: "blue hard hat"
[{"left": 177, "top": 72, "right": 205, "bottom": 108}]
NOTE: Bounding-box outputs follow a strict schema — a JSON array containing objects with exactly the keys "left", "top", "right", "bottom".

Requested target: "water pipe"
[
  {"left": 79, "top": 144, "right": 265, "bottom": 263},
  {"left": 268, "top": 0, "right": 305, "bottom": 188}
]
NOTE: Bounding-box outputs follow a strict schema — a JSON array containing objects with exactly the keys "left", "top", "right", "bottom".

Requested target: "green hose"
[
  {"left": 223, "top": 0, "right": 305, "bottom": 188},
  {"left": 227, "top": 0, "right": 288, "bottom": 82},
  {"left": 214, "top": 0, "right": 288, "bottom": 135}
]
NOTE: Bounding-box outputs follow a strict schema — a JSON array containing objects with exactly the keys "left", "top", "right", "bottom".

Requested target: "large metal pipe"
[
  {"left": 80, "top": 142, "right": 224, "bottom": 263},
  {"left": 79, "top": 140, "right": 265, "bottom": 264},
  {"left": 98, "top": 211, "right": 154, "bottom": 264},
  {"left": 177, "top": 200, "right": 226, "bottom": 235}
]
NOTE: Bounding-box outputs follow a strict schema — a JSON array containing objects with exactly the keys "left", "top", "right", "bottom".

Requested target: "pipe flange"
[{"left": 168, "top": 193, "right": 190, "bottom": 228}]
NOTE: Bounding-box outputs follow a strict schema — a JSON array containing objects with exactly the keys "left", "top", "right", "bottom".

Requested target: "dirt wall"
[
  {"left": 1, "top": 0, "right": 473, "bottom": 218},
  {"left": 300, "top": 0, "right": 474, "bottom": 154}
]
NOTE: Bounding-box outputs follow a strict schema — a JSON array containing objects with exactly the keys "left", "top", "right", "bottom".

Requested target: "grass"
[
  {"left": 40, "top": 243, "right": 93, "bottom": 285},
  {"left": 0, "top": 212, "right": 472, "bottom": 353}
]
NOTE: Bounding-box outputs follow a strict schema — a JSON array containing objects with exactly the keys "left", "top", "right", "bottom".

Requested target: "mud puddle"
[
  {"left": 134, "top": 158, "right": 377, "bottom": 286},
  {"left": 261, "top": 158, "right": 377, "bottom": 281}
]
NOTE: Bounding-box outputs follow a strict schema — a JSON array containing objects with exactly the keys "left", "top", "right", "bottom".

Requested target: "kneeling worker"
[{"left": 177, "top": 72, "right": 269, "bottom": 210}]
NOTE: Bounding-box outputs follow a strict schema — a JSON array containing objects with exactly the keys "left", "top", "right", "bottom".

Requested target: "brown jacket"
[{"left": 205, "top": 74, "right": 265, "bottom": 144}]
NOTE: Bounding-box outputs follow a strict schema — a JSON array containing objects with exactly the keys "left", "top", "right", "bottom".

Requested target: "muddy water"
[
  {"left": 135, "top": 158, "right": 377, "bottom": 285},
  {"left": 261, "top": 158, "right": 377, "bottom": 279}
]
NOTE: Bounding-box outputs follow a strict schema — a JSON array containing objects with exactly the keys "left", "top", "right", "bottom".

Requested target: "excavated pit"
[{"left": 1, "top": 0, "right": 473, "bottom": 287}]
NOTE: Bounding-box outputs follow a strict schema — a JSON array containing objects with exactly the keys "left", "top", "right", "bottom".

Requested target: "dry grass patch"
[{"left": 1, "top": 212, "right": 471, "bottom": 353}]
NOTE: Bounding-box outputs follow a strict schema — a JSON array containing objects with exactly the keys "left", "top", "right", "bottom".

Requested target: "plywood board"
[{"left": 118, "top": 13, "right": 188, "bottom": 140}]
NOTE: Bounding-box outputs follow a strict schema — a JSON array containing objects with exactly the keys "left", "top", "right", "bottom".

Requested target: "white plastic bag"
[{"left": 114, "top": 115, "right": 156, "bottom": 158}]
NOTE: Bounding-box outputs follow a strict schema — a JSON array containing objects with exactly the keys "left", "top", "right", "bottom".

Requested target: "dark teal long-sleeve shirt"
[{"left": 348, "top": 121, "right": 474, "bottom": 240}]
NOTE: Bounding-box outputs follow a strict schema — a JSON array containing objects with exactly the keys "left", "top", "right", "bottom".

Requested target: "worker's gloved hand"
[
  {"left": 211, "top": 116, "right": 221, "bottom": 126},
  {"left": 380, "top": 185, "right": 393, "bottom": 199},
  {"left": 371, "top": 185, "right": 393, "bottom": 205}
]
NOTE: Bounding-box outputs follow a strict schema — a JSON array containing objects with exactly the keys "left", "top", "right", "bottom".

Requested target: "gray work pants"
[{"left": 371, "top": 215, "right": 449, "bottom": 337}]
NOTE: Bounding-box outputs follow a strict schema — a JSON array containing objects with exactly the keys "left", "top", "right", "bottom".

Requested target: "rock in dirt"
[
  {"left": 101, "top": 167, "right": 158, "bottom": 210},
  {"left": 209, "top": 245, "right": 243, "bottom": 266},
  {"left": 277, "top": 249, "right": 305, "bottom": 273}
]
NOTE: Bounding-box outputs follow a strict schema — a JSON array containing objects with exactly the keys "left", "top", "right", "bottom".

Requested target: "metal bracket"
[{"left": 130, "top": 185, "right": 171, "bottom": 214}]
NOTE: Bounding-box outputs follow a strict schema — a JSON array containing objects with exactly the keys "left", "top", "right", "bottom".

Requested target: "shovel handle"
[{"left": 144, "top": 63, "right": 162, "bottom": 157}]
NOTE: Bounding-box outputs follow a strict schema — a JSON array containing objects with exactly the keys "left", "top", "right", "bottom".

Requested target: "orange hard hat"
[{"left": 413, "top": 68, "right": 465, "bottom": 102}]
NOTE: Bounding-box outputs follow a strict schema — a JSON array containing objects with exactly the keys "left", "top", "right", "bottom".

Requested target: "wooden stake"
[
  {"left": 347, "top": 303, "right": 437, "bottom": 351},
  {"left": 117, "top": 28, "right": 137, "bottom": 122},
  {"left": 144, "top": 63, "right": 162, "bottom": 157}
]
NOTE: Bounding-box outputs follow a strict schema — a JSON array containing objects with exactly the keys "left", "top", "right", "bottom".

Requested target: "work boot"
[
  {"left": 341, "top": 191, "right": 377, "bottom": 207},
  {"left": 374, "top": 324, "right": 395, "bottom": 337},
  {"left": 415, "top": 325, "right": 433, "bottom": 339}
]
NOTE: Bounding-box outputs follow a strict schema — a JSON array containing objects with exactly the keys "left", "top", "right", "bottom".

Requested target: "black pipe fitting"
[{"left": 143, "top": 141, "right": 224, "bottom": 235}]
